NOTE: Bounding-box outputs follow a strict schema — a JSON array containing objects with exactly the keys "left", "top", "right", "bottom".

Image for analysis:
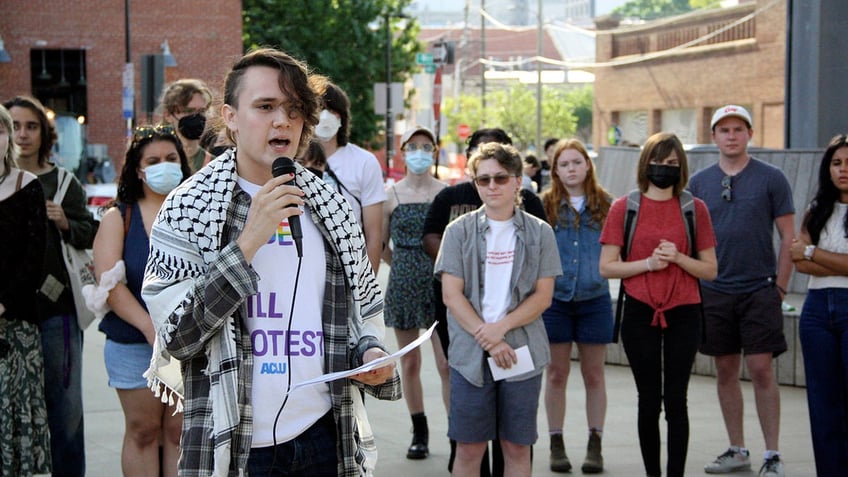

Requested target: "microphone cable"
[{"left": 267, "top": 253, "right": 303, "bottom": 473}]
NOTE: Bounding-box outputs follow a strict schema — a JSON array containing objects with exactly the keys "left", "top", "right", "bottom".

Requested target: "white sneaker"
[
  {"left": 704, "top": 448, "right": 752, "bottom": 473},
  {"left": 758, "top": 455, "right": 785, "bottom": 477}
]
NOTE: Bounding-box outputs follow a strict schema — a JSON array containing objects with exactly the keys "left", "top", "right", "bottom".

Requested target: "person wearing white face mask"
[
  {"left": 85, "top": 124, "right": 191, "bottom": 477},
  {"left": 313, "top": 77, "right": 386, "bottom": 273},
  {"left": 381, "top": 126, "right": 449, "bottom": 460}
]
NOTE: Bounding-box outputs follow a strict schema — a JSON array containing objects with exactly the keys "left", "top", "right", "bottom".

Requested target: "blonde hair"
[{"left": 0, "top": 104, "right": 19, "bottom": 182}]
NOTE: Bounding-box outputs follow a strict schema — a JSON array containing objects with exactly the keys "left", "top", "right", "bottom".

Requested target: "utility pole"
[
  {"left": 481, "top": 0, "right": 486, "bottom": 125},
  {"left": 536, "top": 0, "right": 542, "bottom": 153}
]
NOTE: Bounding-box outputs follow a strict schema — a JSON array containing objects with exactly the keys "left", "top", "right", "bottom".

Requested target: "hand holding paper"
[
  {"left": 290, "top": 322, "right": 438, "bottom": 392},
  {"left": 487, "top": 345, "right": 534, "bottom": 381}
]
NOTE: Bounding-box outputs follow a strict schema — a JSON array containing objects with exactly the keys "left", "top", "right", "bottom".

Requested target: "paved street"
[{"left": 81, "top": 270, "right": 816, "bottom": 476}]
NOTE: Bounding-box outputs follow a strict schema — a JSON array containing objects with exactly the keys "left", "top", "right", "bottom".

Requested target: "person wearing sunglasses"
[
  {"left": 689, "top": 105, "right": 795, "bottom": 477},
  {"left": 435, "top": 142, "right": 560, "bottom": 477},
  {"left": 600, "top": 132, "right": 718, "bottom": 477},
  {"left": 422, "top": 127, "right": 546, "bottom": 476},
  {"left": 4, "top": 95, "right": 97, "bottom": 477},
  {"left": 381, "top": 126, "right": 448, "bottom": 461},
  {"left": 85, "top": 123, "right": 191, "bottom": 477},
  {"left": 159, "top": 78, "right": 213, "bottom": 173}
]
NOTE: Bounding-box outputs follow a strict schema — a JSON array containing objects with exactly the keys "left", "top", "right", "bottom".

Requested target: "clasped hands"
[
  {"left": 646, "top": 239, "right": 678, "bottom": 272},
  {"left": 475, "top": 322, "right": 517, "bottom": 370}
]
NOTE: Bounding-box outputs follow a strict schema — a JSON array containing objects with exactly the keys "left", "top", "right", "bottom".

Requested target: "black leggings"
[{"left": 621, "top": 296, "right": 701, "bottom": 477}]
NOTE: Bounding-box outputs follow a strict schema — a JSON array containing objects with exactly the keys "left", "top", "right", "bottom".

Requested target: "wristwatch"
[{"left": 804, "top": 244, "right": 816, "bottom": 261}]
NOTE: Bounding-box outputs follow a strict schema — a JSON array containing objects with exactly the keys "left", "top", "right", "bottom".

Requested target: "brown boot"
[
  {"left": 581, "top": 429, "right": 604, "bottom": 473},
  {"left": 550, "top": 433, "right": 572, "bottom": 473}
]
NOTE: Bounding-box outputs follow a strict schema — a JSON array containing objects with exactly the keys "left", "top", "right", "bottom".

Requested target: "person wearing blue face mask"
[
  {"left": 84, "top": 124, "right": 191, "bottom": 477},
  {"left": 381, "top": 126, "right": 448, "bottom": 460}
]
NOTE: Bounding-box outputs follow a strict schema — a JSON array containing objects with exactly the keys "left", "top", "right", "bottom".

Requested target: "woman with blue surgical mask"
[
  {"left": 85, "top": 124, "right": 191, "bottom": 477},
  {"left": 380, "top": 126, "right": 450, "bottom": 460}
]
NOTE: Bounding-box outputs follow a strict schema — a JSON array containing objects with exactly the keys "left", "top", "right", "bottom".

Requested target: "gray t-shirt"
[
  {"left": 433, "top": 207, "right": 562, "bottom": 386},
  {"left": 689, "top": 157, "right": 794, "bottom": 293}
]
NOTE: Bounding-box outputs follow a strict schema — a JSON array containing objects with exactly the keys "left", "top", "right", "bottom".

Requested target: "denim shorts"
[
  {"left": 542, "top": 294, "right": 614, "bottom": 344},
  {"left": 104, "top": 340, "right": 153, "bottom": 390},
  {"left": 448, "top": 366, "right": 542, "bottom": 446},
  {"left": 699, "top": 285, "right": 787, "bottom": 357}
]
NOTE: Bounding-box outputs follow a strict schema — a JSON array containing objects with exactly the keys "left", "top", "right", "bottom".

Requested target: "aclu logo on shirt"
[{"left": 267, "top": 220, "right": 297, "bottom": 246}]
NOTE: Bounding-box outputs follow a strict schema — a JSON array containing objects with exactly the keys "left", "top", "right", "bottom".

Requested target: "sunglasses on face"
[
  {"left": 133, "top": 124, "right": 178, "bottom": 142},
  {"left": 473, "top": 174, "right": 514, "bottom": 187},
  {"left": 404, "top": 143, "right": 435, "bottom": 153},
  {"left": 721, "top": 175, "right": 732, "bottom": 202}
]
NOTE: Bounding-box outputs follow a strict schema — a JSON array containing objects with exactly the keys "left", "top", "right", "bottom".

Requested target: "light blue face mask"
[
  {"left": 143, "top": 162, "right": 183, "bottom": 195},
  {"left": 405, "top": 150, "right": 434, "bottom": 175}
]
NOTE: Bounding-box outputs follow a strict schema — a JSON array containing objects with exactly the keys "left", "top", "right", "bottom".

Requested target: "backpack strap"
[
  {"left": 324, "top": 165, "right": 363, "bottom": 210},
  {"left": 613, "top": 189, "right": 699, "bottom": 343},
  {"left": 614, "top": 189, "right": 642, "bottom": 342},
  {"left": 14, "top": 170, "right": 24, "bottom": 192}
]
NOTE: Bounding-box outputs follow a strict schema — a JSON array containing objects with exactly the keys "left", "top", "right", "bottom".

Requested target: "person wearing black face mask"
[
  {"left": 598, "top": 132, "right": 718, "bottom": 477},
  {"left": 160, "top": 78, "right": 213, "bottom": 173}
]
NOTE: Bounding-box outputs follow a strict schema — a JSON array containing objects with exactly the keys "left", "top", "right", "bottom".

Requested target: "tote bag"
[{"left": 54, "top": 168, "right": 97, "bottom": 329}]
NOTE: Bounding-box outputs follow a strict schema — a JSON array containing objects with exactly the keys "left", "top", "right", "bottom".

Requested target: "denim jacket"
[{"left": 552, "top": 202, "right": 609, "bottom": 303}]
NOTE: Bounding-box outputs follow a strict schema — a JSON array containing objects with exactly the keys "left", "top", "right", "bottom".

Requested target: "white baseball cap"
[
  {"left": 710, "top": 105, "right": 752, "bottom": 130},
  {"left": 400, "top": 126, "right": 436, "bottom": 149}
]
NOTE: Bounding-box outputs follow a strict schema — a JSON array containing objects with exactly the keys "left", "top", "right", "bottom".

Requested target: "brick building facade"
[
  {"left": 592, "top": 0, "right": 786, "bottom": 148},
  {"left": 0, "top": 0, "right": 242, "bottom": 172}
]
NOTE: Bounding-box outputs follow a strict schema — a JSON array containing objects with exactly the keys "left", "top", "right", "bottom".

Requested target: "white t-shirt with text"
[{"left": 481, "top": 217, "right": 516, "bottom": 323}]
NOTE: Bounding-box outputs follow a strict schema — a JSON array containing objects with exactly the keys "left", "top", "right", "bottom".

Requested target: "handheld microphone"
[{"left": 271, "top": 157, "right": 303, "bottom": 257}]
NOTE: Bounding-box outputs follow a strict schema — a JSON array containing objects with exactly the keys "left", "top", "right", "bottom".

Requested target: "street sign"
[
  {"left": 424, "top": 64, "right": 437, "bottom": 74},
  {"left": 122, "top": 62, "right": 134, "bottom": 120},
  {"left": 457, "top": 124, "right": 471, "bottom": 140},
  {"left": 416, "top": 53, "right": 433, "bottom": 65}
]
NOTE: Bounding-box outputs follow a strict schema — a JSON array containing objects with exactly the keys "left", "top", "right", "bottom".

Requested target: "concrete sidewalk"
[{"left": 80, "top": 270, "right": 816, "bottom": 475}]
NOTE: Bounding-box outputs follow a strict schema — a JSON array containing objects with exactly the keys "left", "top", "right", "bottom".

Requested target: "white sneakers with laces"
[{"left": 704, "top": 448, "right": 751, "bottom": 473}]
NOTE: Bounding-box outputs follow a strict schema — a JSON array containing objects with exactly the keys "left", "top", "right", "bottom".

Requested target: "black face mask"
[
  {"left": 208, "top": 145, "right": 230, "bottom": 158},
  {"left": 306, "top": 167, "right": 324, "bottom": 179},
  {"left": 178, "top": 113, "right": 206, "bottom": 140},
  {"left": 646, "top": 164, "right": 681, "bottom": 189}
]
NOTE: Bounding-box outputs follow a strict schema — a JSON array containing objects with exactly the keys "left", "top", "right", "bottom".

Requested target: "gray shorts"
[
  {"left": 448, "top": 366, "right": 542, "bottom": 446},
  {"left": 699, "top": 285, "right": 787, "bottom": 357}
]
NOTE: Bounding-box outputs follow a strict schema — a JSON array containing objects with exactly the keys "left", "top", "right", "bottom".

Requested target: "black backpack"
[{"left": 612, "top": 189, "right": 697, "bottom": 342}]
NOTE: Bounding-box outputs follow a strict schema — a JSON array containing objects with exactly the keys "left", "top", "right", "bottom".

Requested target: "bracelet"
[
  {"left": 645, "top": 258, "right": 653, "bottom": 272},
  {"left": 776, "top": 285, "right": 787, "bottom": 295}
]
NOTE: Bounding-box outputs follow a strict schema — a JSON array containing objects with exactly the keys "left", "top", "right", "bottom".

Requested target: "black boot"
[{"left": 407, "top": 413, "right": 429, "bottom": 459}]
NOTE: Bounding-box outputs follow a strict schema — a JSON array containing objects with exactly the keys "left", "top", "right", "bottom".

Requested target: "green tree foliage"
[
  {"left": 442, "top": 84, "right": 594, "bottom": 151},
  {"left": 242, "top": 0, "right": 422, "bottom": 147},
  {"left": 612, "top": 0, "right": 692, "bottom": 20}
]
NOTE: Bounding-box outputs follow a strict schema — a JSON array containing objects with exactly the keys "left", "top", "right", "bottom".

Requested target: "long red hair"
[{"left": 541, "top": 139, "right": 611, "bottom": 228}]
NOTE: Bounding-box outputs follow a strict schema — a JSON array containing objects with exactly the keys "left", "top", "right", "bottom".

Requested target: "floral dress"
[
  {"left": 0, "top": 176, "right": 51, "bottom": 477},
  {"left": 384, "top": 201, "right": 436, "bottom": 330}
]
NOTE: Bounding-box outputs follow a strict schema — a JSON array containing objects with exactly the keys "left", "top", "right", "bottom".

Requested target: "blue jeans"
[
  {"left": 799, "top": 288, "right": 848, "bottom": 477},
  {"left": 247, "top": 411, "right": 337, "bottom": 477},
  {"left": 40, "top": 314, "right": 85, "bottom": 477}
]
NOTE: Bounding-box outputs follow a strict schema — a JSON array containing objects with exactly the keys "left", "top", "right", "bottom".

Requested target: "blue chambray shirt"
[
  {"left": 433, "top": 206, "right": 562, "bottom": 386},
  {"left": 551, "top": 202, "right": 610, "bottom": 302}
]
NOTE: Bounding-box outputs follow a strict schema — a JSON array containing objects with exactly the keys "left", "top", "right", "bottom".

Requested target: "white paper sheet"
[
  {"left": 289, "top": 321, "right": 437, "bottom": 392},
  {"left": 487, "top": 345, "right": 534, "bottom": 381}
]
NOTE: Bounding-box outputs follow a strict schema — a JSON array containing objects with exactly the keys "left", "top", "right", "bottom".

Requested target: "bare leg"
[
  {"left": 578, "top": 343, "right": 608, "bottom": 430},
  {"left": 395, "top": 328, "right": 424, "bottom": 414},
  {"left": 454, "top": 442, "right": 488, "bottom": 477},
  {"left": 544, "top": 342, "right": 572, "bottom": 431},
  {"left": 715, "top": 354, "right": 746, "bottom": 447},
  {"left": 745, "top": 352, "right": 781, "bottom": 450},
  {"left": 161, "top": 404, "right": 182, "bottom": 477},
  {"left": 432, "top": 332, "right": 451, "bottom": 412},
  {"left": 117, "top": 388, "right": 166, "bottom": 477},
  {"left": 501, "top": 439, "right": 532, "bottom": 477}
]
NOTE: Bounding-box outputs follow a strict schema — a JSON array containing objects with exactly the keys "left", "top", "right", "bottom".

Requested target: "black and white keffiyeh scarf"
[{"left": 143, "top": 149, "right": 384, "bottom": 476}]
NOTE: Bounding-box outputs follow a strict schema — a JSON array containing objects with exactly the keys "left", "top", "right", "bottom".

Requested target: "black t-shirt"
[{"left": 422, "top": 181, "right": 546, "bottom": 237}]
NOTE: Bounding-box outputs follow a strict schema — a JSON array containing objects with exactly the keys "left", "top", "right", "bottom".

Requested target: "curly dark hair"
[
  {"left": 2, "top": 95, "right": 58, "bottom": 166},
  {"left": 805, "top": 134, "right": 848, "bottom": 244},
  {"left": 116, "top": 124, "right": 191, "bottom": 205},
  {"left": 221, "top": 48, "right": 319, "bottom": 159}
]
